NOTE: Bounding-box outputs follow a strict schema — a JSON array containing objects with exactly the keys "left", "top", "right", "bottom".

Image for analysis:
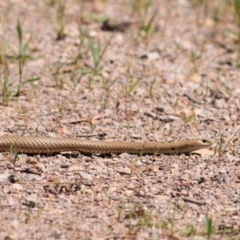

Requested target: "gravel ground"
[{"left": 0, "top": 0, "right": 239, "bottom": 239}]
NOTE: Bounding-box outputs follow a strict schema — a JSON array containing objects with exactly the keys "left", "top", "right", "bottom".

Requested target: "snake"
[{"left": 0, "top": 136, "right": 213, "bottom": 154}]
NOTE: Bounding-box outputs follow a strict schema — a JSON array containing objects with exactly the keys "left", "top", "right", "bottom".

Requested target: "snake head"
[{"left": 198, "top": 138, "right": 213, "bottom": 147}]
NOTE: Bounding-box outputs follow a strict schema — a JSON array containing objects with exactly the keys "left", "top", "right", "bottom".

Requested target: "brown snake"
[{"left": 0, "top": 136, "right": 213, "bottom": 154}]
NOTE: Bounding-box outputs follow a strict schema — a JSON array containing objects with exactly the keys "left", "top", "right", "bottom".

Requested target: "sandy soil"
[{"left": 0, "top": 0, "right": 239, "bottom": 239}]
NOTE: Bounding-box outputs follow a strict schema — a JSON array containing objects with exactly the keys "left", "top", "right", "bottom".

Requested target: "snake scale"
[{"left": 0, "top": 136, "right": 213, "bottom": 154}]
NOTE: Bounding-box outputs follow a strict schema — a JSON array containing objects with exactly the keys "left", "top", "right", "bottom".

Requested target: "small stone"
[
  {"left": 89, "top": 30, "right": 97, "bottom": 37},
  {"left": 214, "top": 98, "right": 226, "bottom": 109},
  {"left": 136, "top": 160, "right": 142, "bottom": 167},
  {"left": 79, "top": 172, "right": 93, "bottom": 181},
  {"left": 127, "top": 183, "right": 135, "bottom": 190},
  {"left": 125, "top": 190, "right": 133, "bottom": 196},
  {"left": 36, "top": 125, "right": 46, "bottom": 132},
  {"left": 117, "top": 167, "right": 131, "bottom": 175},
  {"left": 60, "top": 163, "right": 70, "bottom": 168},
  {"left": 219, "top": 169, "right": 227, "bottom": 174},
  {"left": 12, "top": 184, "right": 23, "bottom": 190},
  {"left": 235, "top": 170, "right": 240, "bottom": 179},
  {"left": 147, "top": 51, "right": 159, "bottom": 61},
  {"left": 26, "top": 157, "right": 38, "bottom": 164},
  {"left": 131, "top": 134, "right": 141, "bottom": 139}
]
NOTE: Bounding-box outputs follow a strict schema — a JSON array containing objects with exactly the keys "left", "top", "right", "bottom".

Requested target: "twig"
[
  {"left": 183, "top": 93, "right": 204, "bottom": 104},
  {"left": 224, "top": 127, "right": 240, "bottom": 150},
  {"left": 60, "top": 119, "right": 89, "bottom": 124},
  {"left": 182, "top": 197, "right": 206, "bottom": 205},
  {"left": 76, "top": 133, "right": 107, "bottom": 138}
]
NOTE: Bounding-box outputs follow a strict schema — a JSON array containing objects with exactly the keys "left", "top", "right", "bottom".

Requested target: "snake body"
[{"left": 0, "top": 136, "right": 212, "bottom": 154}]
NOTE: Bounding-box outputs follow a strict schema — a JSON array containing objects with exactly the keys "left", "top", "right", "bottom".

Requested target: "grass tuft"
[
  {"left": 205, "top": 213, "right": 214, "bottom": 240},
  {"left": 131, "top": 0, "right": 157, "bottom": 37},
  {"left": 16, "top": 20, "right": 40, "bottom": 96},
  {"left": 56, "top": 0, "right": 66, "bottom": 40}
]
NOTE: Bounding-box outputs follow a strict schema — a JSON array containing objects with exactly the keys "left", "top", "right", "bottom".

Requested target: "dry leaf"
[{"left": 193, "top": 148, "right": 214, "bottom": 156}]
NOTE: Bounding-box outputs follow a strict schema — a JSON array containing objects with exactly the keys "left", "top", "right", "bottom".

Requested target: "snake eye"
[{"left": 201, "top": 139, "right": 212, "bottom": 145}]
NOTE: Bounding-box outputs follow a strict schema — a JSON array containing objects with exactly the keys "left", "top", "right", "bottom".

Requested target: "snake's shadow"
[
  {"left": 26, "top": 152, "right": 112, "bottom": 158},
  {"left": 30, "top": 152, "right": 193, "bottom": 158}
]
